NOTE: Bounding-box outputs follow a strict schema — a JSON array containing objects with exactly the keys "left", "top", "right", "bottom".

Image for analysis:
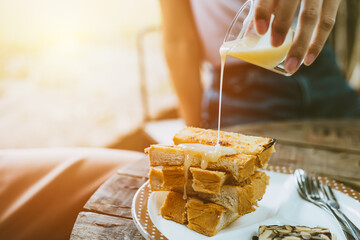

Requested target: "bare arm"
[{"left": 159, "top": 0, "right": 203, "bottom": 127}]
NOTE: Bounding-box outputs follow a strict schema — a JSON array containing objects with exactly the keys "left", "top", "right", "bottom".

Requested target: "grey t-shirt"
[{"left": 191, "top": 0, "right": 246, "bottom": 67}]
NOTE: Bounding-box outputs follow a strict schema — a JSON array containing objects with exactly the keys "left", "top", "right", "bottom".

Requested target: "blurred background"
[
  {"left": 0, "top": 0, "right": 358, "bottom": 151},
  {"left": 0, "top": 0, "right": 178, "bottom": 150}
]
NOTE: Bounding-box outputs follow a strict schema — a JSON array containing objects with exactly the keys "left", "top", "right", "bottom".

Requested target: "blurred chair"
[
  {"left": 136, "top": 26, "right": 185, "bottom": 145},
  {"left": 109, "top": 26, "right": 184, "bottom": 151}
]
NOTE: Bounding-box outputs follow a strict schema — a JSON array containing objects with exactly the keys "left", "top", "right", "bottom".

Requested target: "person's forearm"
[
  {"left": 164, "top": 38, "right": 203, "bottom": 127},
  {"left": 159, "top": 0, "right": 203, "bottom": 127}
]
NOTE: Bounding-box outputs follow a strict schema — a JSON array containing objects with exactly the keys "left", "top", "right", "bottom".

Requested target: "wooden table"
[{"left": 70, "top": 119, "right": 360, "bottom": 240}]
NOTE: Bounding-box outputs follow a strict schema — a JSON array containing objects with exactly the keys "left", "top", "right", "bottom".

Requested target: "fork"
[
  {"left": 311, "top": 173, "right": 360, "bottom": 240},
  {"left": 295, "top": 169, "right": 350, "bottom": 238},
  {"left": 295, "top": 169, "right": 359, "bottom": 240},
  {"left": 320, "top": 181, "right": 360, "bottom": 237}
]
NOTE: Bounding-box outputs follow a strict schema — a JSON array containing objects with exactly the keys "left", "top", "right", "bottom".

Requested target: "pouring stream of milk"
[
  {"left": 179, "top": 51, "right": 233, "bottom": 199},
  {"left": 216, "top": 51, "right": 227, "bottom": 147},
  {"left": 179, "top": 14, "right": 291, "bottom": 199}
]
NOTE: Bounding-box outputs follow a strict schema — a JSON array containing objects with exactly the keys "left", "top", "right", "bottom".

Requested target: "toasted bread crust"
[
  {"left": 160, "top": 191, "right": 187, "bottom": 224},
  {"left": 160, "top": 192, "right": 240, "bottom": 237},
  {"left": 172, "top": 127, "right": 276, "bottom": 168},
  {"left": 173, "top": 127, "right": 275, "bottom": 152},
  {"left": 154, "top": 166, "right": 248, "bottom": 194},
  {"left": 149, "top": 168, "right": 165, "bottom": 191},
  {"left": 162, "top": 166, "right": 185, "bottom": 188},
  {"left": 161, "top": 166, "right": 230, "bottom": 194},
  {"left": 186, "top": 198, "right": 240, "bottom": 237},
  {"left": 190, "top": 167, "right": 226, "bottom": 194},
  {"left": 149, "top": 168, "right": 269, "bottom": 213},
  {"left": 146, "top": 144, "right": 257, "bottom": 182},
  {"left": 147, "top": 127, "right": 274, "bottom": 237}
]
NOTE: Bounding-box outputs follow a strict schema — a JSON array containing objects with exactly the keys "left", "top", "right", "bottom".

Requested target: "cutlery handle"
[
  {"left": 331, "top": 207, "right": 360, "bottom": 240},
  {"left": 312, "top": 202, "right": 352, "bottom": 240}
]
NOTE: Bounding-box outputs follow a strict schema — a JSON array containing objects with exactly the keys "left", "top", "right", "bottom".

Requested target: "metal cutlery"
[
  {"left": 320, "top": 179, "right": 360, "bottom": 237},
  {"left": 295, "top": 169, "right": 360, "bottom": 240}
]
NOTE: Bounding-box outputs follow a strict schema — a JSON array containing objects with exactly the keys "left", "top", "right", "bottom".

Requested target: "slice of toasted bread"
[
  {"left": 160, "top": 192, "right": 240, "bottom": 237},
  {"left": 194, "top": 171, "right": 269, "bottom": 214},
  {"left": 160, "top": 191, "right": 187, "bottom": 224},
  {"left": 149, "top": 168, "right": 165, "bottom": 191},
  {"left": 157, "top": 166, "right": 257, "bottom": 195},
  {"left": 146, "top": 144, "right": 256, "bottom": 183},
  {"left": 149, "top": 168, "right": 269, "bottom": 214},
  {"left": 162, "top": 166, "right": 186, "bottom": 188},
  {"left": 173, "top": 127, "right": 276, "bottom": 168},
  {"left": 162, "top": 166, "right": 233, "bottom": 194},
  {"left": 190, "top": 167, "right": 227, "bottom": 194},
  {"left": 186, "top": 197, "right": 240, "bottom": 237}
]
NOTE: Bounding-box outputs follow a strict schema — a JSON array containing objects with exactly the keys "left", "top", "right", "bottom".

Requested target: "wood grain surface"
[
  {"left": 84, "top": 174, "right": 147, "bottom": 218},
  {"left": 71, "top": 158, "right": 148, "bottom": 240},
  {"left": 70, "top": 119, "right": 360, "bottom": 239},
  {"left": 71, "top": 212, "right": 144, "bottom": 240}
]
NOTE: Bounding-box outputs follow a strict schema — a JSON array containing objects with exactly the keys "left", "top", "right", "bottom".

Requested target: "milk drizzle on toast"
[
  {"left": 178, "top": 144, "right": 236, "bottom": 199},
  {"left": 183, "top": 152, "right": 191, "bottom": 199},
  {"left": 216, "top": 52, "right": 227, "bottom": 147},
  {"left": 178, "top": 52, "right": 232, "bottom": 199}
]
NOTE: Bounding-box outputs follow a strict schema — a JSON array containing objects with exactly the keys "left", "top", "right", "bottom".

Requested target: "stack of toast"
[{"left": 145, "top": 127, "right": 276, "bottom": 237}]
